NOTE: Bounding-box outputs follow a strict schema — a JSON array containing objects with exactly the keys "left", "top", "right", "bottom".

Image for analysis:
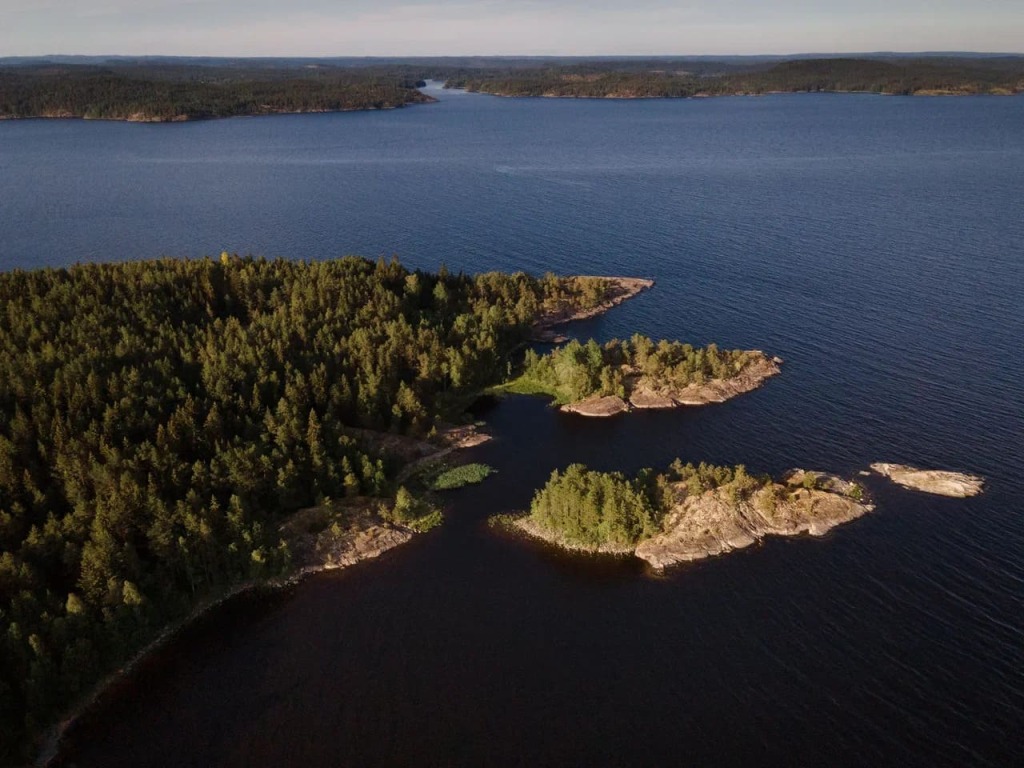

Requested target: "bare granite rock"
[
  {"left": 511, "top": 470, "right": 872, "bottom": 570},
  {"left": 561, "top": 395, "right": 629, "bottom": 417},
  {"left": 870, "top": 463, "right": 984, "bottom": 498},
  {"left": 628, "top": 387, "right": 676, "bottom": 409},
  {"left": 665, "top": 354, "right": 781, "bottom": 406},
  {"left": 635, "top": 479, "right": 872, "bottom": 570}
]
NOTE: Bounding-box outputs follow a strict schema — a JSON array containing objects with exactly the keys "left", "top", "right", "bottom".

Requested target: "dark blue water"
[{"left": 4, "top": 85, "right": 1023, "bottom": 767}]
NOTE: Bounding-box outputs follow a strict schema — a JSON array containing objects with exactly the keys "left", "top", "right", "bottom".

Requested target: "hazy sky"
[{"left": 2, "top": 0, "right": 1021, "bottom": 57}]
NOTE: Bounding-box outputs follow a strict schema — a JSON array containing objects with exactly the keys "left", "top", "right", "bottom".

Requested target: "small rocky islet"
[
  {"left": 507, "top": 460, "right": 986, "bottom": 570},
  {"left": 870, "top": 463, "right": 984, "bottom": 498},
  {"left": 499, "top": 279, "right": 985, "bottom": 568},
  {"left": 507, "top": 464, "right": 874, "bottom": 570}
]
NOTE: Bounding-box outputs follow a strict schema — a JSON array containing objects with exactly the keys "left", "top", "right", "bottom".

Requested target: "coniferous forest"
[
  {"left": 0, "top": 255, "right": 613, "bottom": 760},
  {"left": 451, "top": 57, "right": 1024, "bottom": 97},
  {"left": 526, "top": 461, "right": 770, "bottom": 549},
  {"left": 0, "top": 64, "right": 432, "bottom": 121},
  {"left": 3, "top": 55, "right": 1021, "bottom": 123},
  {"left": 511, "top": 336, "right": 760, "bottom": 404}
]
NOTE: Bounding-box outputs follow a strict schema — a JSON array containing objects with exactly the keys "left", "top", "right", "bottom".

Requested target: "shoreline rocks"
[
  {"left": 510, "top": 469, "right": 872, "bottom": 570},
  {"left": 561, "top": 395, "right": 629, "bottom": 417},
  {"left": 560, "top": 352, "right": 781, "bottom": 416},
  {"left": 532, "top": 276, "right": 654, "bottom": 337},
  {"left": 635, "top": 475, "right": 872, "bottom": 569},
  {"left": 870, "top": 463, "right": 984, "bottom": 497}
]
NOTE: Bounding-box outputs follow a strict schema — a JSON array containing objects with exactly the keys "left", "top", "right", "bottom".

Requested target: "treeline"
[
  {"left": 0, "top": 64, "right": 432, "bottom": 121},
  {"left": 0, "top": 255, "right": 604, "bottom": 761},
  {"left": 5, "top": 56, "right": 1018, "bottom": 121},
  {"left": 527, "top": 461, "right": 769, "bottom": 548},
  {"left": 514, "top": 336, "right": 758, "bottom": 403},
  {"left": 451, "top": 57, "right": 1024, "bottom": 98}
]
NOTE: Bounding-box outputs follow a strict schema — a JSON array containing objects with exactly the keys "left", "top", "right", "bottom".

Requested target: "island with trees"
[
  {"left": 509, "top": 462, "right": 873, "bottom": 567},
  {"left": 506, "top": 457, "right": 987, "bottom": 566},
  {"left": 450, "top": 57, "right": 1024, "bottom": 99},
  {"left": 0, "top": 63, "right": 433, "bottom": 121},
  {"left": 0, "top": 255, "right": 643, "bottom": 763},
  {"left": 498, "top": 336, "right": 780, "bottom": 416}
]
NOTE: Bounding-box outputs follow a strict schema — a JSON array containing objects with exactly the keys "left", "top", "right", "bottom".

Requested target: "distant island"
[
  {"left": 0, "top": 63, "right": 433, "bottom": 122},
  {"left": 498, "top": 335, "right": 780, "bottom": 416},
  {"left": 449, "top": 57, "right": 1024, "bottom": 98},
  {"left": 504, "top": 463, "right": 872, "bottom": 568}
]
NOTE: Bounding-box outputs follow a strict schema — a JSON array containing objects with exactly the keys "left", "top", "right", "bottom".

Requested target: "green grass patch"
[
  {"left": 488, "top": 376, "right": 572, "bottom": 404},
  {"left": 404, "top": 508, "right": 444, "bottom": 532},
  {"left": 430, "top": 463, "right": 497, "bottom": 491},
  {"left": 488, "top": 512, "right": 525, "bottom": 529}
]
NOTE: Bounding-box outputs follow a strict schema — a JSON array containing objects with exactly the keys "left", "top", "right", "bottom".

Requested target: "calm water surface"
[{"left": 3, "top": 85, "right": 1023, "bottom": 767}]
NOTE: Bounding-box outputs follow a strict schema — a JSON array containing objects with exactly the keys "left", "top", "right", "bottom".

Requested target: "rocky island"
[
  {"left": 502, "top": 335, "right": 780, "bottom": 416},
  {"left": 870, "top": 463, "right": 985, "bottom": 497},
  {"left": 507, "top": 463, "right": 872, "bottom": 569}
]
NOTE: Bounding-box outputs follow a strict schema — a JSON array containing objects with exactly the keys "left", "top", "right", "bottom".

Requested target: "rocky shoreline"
[
  {"left": 35, "top": 420, "right": 490, "bottom": 768},
  {"left": 36, "top": 498, "right": 421, "bottom": 768},
  {"left": 561, "top": 352, "right": 782, "bottom": 417},
  {"left": 4, "top": 96, "right": 438, "bottom": 125},
  {"left": 512, "top": 469, "right": 873, "bottom": 570},
  {"left": 532, "top": 276, "right": 654, "bottom": 342},
  {"left": 636, "top": 470, "right": 871, "bottom": 569},
  {"left": 510, "top": 458, "right": 988, "bottom": 569}
]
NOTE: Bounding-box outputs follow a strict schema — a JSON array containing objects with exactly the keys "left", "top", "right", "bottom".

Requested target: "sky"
[{"left": 1, "top": 0, "right": 1021, "bottom": 57}]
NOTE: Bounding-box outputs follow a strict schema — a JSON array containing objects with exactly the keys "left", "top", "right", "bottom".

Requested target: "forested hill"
[
  {"left": 450, "top": 57, "right": 1024, "bottom": 97},
  {"left": 0, "top": 255, "right": 618, "bottom": 761},
  {"left": 0, "top": 64, "right": 433, "bottom": 121}
]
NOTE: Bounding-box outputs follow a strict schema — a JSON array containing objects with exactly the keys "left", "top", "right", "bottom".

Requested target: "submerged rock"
[{"left": 870, "top": 463, "right": 984, "bottom": 498}]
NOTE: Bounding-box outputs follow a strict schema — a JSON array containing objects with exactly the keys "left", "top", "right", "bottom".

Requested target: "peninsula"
[
  {"left": 0, "top": 256, "right": 644, "bottom": 763},
  {"left": 501, "top": 336, "right": 780, "bottom": 416},
  {"left": 509, "top": 463, "right": 873, "bottom": 569}
]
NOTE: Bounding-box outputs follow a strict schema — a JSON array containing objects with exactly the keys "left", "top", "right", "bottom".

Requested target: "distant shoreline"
[
  {"left": 454, "top": 87, "right": 1020, "bottom": 100},
  {"left": 0, "top": 96, "right": 438, "bottom": 124}
]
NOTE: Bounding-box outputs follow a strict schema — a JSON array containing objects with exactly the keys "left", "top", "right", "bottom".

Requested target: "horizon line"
[{"left": 4, "top": 50, "right": 1024, "bottom": 61}]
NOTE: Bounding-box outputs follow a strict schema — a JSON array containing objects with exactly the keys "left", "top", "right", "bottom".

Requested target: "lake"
[{"left": 3, "top": 84, "right": 1023, "bottom": 767}]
